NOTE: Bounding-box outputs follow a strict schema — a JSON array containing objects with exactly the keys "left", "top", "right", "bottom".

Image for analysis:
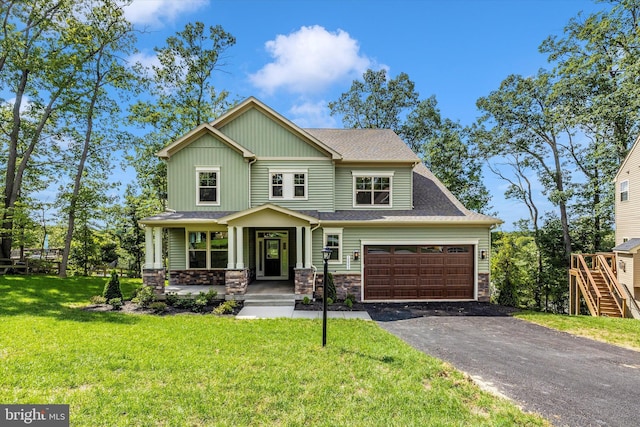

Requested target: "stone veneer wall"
[
  {"left": 315, "top": 273, "right": 361, "bottom": 302},
  {"left": 169, "top": 269, "right": 226, "bottom": 286},
  {"left": 143, "top": 268, "right": 165, "bottom": 295},
  {"left": 294, "top": 268, "right": 314, "bottom": 296},
  {"left": 477, "top": 273, "right": 490, "bottom": 302},
  {"left": 225, "top": 269, "right": 249, "bottom": 296}
]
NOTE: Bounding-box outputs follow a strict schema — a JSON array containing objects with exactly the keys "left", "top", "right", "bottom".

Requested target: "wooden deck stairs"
[{"left": 569, "top": 253, "right": 628, "bottom": 318}]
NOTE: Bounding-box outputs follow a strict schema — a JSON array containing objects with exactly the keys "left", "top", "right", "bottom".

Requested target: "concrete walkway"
[{"left": 236, "top": 305, "right": 371, "bottom": 320}]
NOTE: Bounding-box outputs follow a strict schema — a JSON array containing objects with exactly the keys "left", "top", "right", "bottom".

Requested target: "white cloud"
[
  {"left": 249, "top": 25, "right": 372, "bottom": 95},
  {"left": 122, "top": 0, "right": 208, "bottom": 27},
  {"left": 128, "top": 51, "right": 161, "bottom": 72},
  {"left": 289, "top": 100, "right": 337, "bottom": 128}
]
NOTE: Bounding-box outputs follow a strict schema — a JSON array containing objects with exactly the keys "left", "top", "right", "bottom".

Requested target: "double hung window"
[
  {"left": 353, "top": 172, "right": 392, "bottom": 207},
  {"left": 270, "top": 170, "right": 307, "bottom": 200},
  {"left": 188, "top": 231, "right": 228, "bottom": 269},
  {"left": 196, "top": 167, "right": 220, "bottom": 205}
]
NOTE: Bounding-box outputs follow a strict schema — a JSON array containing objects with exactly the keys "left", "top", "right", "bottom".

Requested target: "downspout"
[
  {"left": 310, "top": 223, "right": 321, "bottom": 295},
  {"left": 247, "top": 158, "right": 257, "bottom": 209}
]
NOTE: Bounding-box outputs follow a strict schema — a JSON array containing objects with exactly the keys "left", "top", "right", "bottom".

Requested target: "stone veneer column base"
[
  {"left": 143, "top": 268, "right": 165, "bottom": 295},
  {"left": 225, "top": 269, "right": 249, "bottom": 297},
  {"left": 294, "top": 268, "right": 314, "bottom": 296},
  {"left": 477, "top": 273, "right": 490, "bottom": 302},
  {"left": 315, "top": 273, "right": 362, "bottom": 302}
]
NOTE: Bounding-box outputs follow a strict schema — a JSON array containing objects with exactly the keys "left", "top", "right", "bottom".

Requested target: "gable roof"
[
  {"left": 216, "top": 203, "right": 319, "bottom": 225},
  {"left": 615, "top": 134, "right": 640, "bottom": 182},
  {"left": 156, "top": 123, "right": 255, "bottom": 160},
  {"left": 304, "top": 128, "right": 419, "bottom": 163},
  {"left": 211, "top": 97, "right": 342, "bottom": 160}
]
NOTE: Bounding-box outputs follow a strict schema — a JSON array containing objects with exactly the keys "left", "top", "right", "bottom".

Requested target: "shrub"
[
  {"left": 131, "top": 285, "right": 156, "bottom": 308},
  {"left": 165, "top": 293, "right": 179, "bottom": 306},
  {"left": 174, "top": 297, "right": 195, "bottom": 310},
  {"left": 326, "top": 272, "right": 336, "bottom": 302},
  {"left": 302, "top": 296, "right": 311, "bottom": 305},
  {"left": 213, "top": 300, "right": 237, "bottom": 315},
  {"left": 149, "top": 302, "right": 167, "bottom": 314},
  {"left": 192, "top": 296, "right": 209, "bottom": 313},
  {"left": 108, "top": 298, "right": 122, "bottom": 310},
  {"left": 344, "top": 298, "right": 353, "bottom": 309},
  {"left": 345, "top": 293, "right": 356, "bottom": 303},
  {"left": 200, "top": 289, "right": 218, "bottom": 305},
  {"left": 90, "top": 295, "right": 106, "bottom": 305},
  {"left": 326, "top": 297, "right": 333, "bottom": 305},
  {"left": 103, "top": 271, "right": 123, "bottom": 301}
]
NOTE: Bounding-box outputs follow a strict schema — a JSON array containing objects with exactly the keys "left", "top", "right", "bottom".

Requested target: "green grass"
[
  {"left": 515, "top": 311, "right": 640, "bottom": 351},
  {"left": 0, "top": 275, "right": 547, "bottom": 426}
]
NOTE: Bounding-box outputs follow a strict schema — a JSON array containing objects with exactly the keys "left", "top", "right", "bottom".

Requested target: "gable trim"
[
  {"left": 211, "top": 97, "right": 342, "bottom": 160},
  {"left": 217, "top": 203, "right": 319, "bottom": 225},
  {"left": 156, "top": 123, "right": 256, "bottom": 159},
  {"left": 615, "top": 134, "right": 640, "bottom": 182}
]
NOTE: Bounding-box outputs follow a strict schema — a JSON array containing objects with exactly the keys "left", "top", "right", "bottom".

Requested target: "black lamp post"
[{"left": 321, "top": 246, "right": 332, "bottom": 347}]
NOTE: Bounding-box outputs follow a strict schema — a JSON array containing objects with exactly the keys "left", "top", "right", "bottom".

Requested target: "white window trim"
[
  {"left": 186, "top": 228, "right": 228, "bottom": 269},
  {"left": 323, "top": 227, "right": 343, "bottom": 264},
  {"left": 269, "top": 169, "right": 308, "bottom": 201},
  {"left": 196, "top": 167, "right": 220, "bottom": 206},
  {"left": 620, "top": 179, "right": 629, "bottom": 202},
  {"left": 352, "top": 171, "right": 394, "bottom": 208}
]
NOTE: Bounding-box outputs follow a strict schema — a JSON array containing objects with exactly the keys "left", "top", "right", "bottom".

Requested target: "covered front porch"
[{"left": 141, "top": 204, "right": 319, "bottom": 300}]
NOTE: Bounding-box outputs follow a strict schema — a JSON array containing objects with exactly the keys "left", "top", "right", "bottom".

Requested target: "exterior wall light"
[
  {"left": 353, "top": 249, "right": 360, "bottom": 261},
  {"left": 480, "top": 249, "right": 487, "bottom": 260}
]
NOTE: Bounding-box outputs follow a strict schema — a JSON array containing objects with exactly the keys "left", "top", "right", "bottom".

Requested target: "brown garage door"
[{"left": 364, "top": 245, "right": 474, "bottom": 300}]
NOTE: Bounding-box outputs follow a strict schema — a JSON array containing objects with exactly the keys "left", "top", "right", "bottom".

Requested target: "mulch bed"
[
  {"left": 364, "top": 301, "right": 519, "bottom": 322},
  {"left": 83, "top": 300, "right": 244, "bottom": 316},
  {"left": 294, "top": 300, "right": 366, "bottom": 312}
]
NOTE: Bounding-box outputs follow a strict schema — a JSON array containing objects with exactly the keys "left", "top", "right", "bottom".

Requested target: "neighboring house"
[
  {"left": 140, "top": 97, "right": 501, "bottom": 302},
  {"left": 612, "top": 135, "right": 640, "bottom": 303}
]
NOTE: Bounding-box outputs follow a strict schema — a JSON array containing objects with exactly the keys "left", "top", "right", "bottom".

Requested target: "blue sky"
[{"left": 122, "top": 0, "right": 607, "bottom": 228}]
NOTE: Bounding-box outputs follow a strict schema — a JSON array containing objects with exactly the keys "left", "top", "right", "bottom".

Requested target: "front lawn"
[
  {"left": 515, "top": 311, "right": 640, "bottom": 351},
  {"left": 0, "top": 275, "right": 547, "bottom": 426}
]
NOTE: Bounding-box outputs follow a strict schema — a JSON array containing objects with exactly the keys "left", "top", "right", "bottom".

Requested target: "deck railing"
[{"left": 569, "top": 253, "right": 627, "bottom": 318}]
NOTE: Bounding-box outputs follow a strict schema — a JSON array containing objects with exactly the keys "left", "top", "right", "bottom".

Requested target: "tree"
[
  {"left": 328, "top": 69, "right": 419, "bottom": 131},
  {"left": 111, "top": 185, "right": 152, "bottom": 277},
  {"left": 475, "top": 70, "right": 573, "bottom": 266},
  {"left": 491, "top": 232, "right": 537, "bottom": 308},
  {"left": 0, "top": 0, "right": 103, "bottom": 260},
  {"left": 128, "top": 22, "right": 236, "bottom": 209},
  {"left": 55, "top": 0, "right": 136, "bottom": 277},
  {"left": 331, "top": 70, "right": 492, "bottom": 214}
]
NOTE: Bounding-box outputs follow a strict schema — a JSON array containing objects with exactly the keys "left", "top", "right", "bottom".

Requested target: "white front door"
[{"left": 256, "top": 231, "right": 288, "bottom": 280}]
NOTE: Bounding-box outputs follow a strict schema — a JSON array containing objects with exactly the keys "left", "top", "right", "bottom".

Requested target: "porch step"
[{"left": 243, "top": 299, "right": 296, "bottom": 307}]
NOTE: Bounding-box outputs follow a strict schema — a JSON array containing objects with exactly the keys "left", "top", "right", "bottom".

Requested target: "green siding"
[
  {"left": 167, "top": 134, "right": 249, "bottom": 211},
  {"left": 335, "top": 166, "right": 413, "bottom": 210},
  {"left": 220, "top": 108, "right": 328, "bottom": 158},
  {"left": 168, "top": 228, "right": 186, "bottom": 270},
  {"left": 251, "top": 159, "right": 335, "bottom": 211},
  {"left": 312, "top": 225, "right": 491, "bottom": 273}
]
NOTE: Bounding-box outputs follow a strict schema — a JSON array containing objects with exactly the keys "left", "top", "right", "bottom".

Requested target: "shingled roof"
[{"left": 304, "top": 128, "right": 418, "bottom": 162}]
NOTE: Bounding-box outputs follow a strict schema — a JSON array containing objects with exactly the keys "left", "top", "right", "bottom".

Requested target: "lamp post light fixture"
[{"left": 321, "top": 246, "right": 332, "bottom": 347}]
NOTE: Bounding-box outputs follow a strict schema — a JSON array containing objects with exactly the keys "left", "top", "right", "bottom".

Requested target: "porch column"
[
  {"left": 304, "top": 226, "right": 312, "bottom": 268},
  {"left": 144, "top": 227, "right": 154, "bottom": 268},
  {"left": 153, "top": 227, "right": 162, "bottom": 269},
  {"left": 236, "top": 226, "right": 244, "bottom": 269},
  {"left": 296, "top": 226, "right": 303, "bottom": 268},
  {"left": 227, "top": 226, "right": 235, "bottom": 269}
]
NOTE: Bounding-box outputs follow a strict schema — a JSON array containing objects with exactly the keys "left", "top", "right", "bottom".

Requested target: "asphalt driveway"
[{"left": 371, "top": 305, "right": 640, "bottom": 427}]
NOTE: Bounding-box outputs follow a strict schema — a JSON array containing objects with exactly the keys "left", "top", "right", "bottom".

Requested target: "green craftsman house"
[{"left": 140, "top": 97, "right": 501, "bottom": 302}]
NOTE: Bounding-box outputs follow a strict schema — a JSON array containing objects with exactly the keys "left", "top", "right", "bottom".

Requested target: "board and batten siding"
[
  {"left": 616, "top": 143, "right": 640, "bottom": 245},
  {"left": 167, "top": 134, "right": 249, "bottom": 212},
  {"left": 311, "top": 225, "right": 491, "bottom": 273},
  {"left": 219, "top": 108, "right": 328, "bottom": 158},
  {"left": 168, "top": 228, "right": 186, "bottom": 270},
  {"left": 251, "top": 159, "right": 335, "bottom": 211},
  {"left": 334, "top": 165, "right": 413, "bottom": 210}
]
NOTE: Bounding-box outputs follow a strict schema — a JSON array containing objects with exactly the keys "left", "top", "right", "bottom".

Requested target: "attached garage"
[{"left": 364, "top": 244, "right": 475, "bottom": 300}]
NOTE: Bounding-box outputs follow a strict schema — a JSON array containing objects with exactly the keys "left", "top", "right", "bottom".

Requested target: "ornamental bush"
[{"left": 103, "top": 271, "right": 123, "bottom": 301}]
